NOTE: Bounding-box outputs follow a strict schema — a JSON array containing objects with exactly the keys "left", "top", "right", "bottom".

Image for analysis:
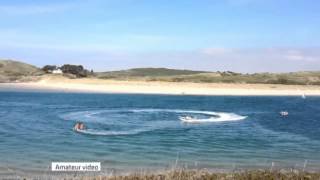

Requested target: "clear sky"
[{"left": 0, "top": 0, "right": 319, "bottom": 72}]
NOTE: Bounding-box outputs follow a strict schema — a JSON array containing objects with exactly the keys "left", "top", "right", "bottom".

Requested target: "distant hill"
[
  {"left": 153, "top": 71, "right": 320, "bottom": 85},
  {"left": 0, "top": 60, "right": 320, "bottom": 85},
  {"left": 96, "top": 68, "right": 208, "bottom": 79},
  {"left": 0, "top": 60, "right": 43, "bottom": 82},
  {"left": 96, "top": 68, "right": 320, "bottom": 85}
]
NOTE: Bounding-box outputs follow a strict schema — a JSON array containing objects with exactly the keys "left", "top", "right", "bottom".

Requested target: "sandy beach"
[{"left": 1, "top": 75, "right": 320, "bottom": 95}]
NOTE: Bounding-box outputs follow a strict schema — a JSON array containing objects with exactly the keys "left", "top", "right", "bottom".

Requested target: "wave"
[{"left": 0, "top": 101, "right": 42, "bottom": 107}]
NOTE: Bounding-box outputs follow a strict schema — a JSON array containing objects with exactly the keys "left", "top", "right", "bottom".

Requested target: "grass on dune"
[
  {"left": 97, "top": 69, "right": 320, "bottom": 86},
  {"left": 70, "top": 169, "right": 320, "bottom": 180}
]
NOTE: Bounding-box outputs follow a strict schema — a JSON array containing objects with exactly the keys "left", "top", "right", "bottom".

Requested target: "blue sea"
[{"left": 1, "top": 91, "right": 320, "bottom": 174}]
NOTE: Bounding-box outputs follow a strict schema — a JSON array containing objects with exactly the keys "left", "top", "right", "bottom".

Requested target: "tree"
[
  {"left": 42, "top": 65, "right": 57, "bottom": 73},
  {"left": 60, "top": 64, "right": 88, "bottom": 77}
]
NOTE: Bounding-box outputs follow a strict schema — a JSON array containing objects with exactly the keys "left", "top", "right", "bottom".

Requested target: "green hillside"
[
  {"left": 96, "top": 68, "right": 207, "bottom": 79},
  {"left": 155, "top": 71, "right": 320, "bottom": 85},
  {"left": 0, "top": 59, "right": 43, "bottom": 82}
]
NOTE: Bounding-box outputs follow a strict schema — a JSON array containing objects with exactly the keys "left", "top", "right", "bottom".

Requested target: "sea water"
[{"left": 0, "top": 91, "right": 320, "bottom": 174}]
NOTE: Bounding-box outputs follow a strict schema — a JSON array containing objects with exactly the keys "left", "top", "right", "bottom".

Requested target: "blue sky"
[{"left": 0, "top": 0, "right": 319, "bottom": 72}]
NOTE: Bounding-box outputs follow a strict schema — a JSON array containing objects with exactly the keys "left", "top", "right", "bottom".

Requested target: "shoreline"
[{"left": 1, "top": 78, "right": 320, "bottom": 96}]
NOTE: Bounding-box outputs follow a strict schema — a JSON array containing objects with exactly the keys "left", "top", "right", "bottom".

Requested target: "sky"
[{"left": 0, "top": 0, "right": 319, "bottom": 72}]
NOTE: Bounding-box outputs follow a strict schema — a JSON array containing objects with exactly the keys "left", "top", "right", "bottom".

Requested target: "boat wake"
[
  {"left": 131, "top": 109, "right": 247, "bottom": 123},
  {"left": 178, "top": 111, "right": 247, "bottom": 123},
  {"left": 74, "top": 128, "right": 145, "bottom": 136},
  {"left": 62, "top": 108, "right": 247, "bottom": 136}
]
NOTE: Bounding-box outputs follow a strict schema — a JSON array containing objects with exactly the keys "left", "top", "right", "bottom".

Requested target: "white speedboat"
[
  {"left": 179, "top": 116, "right": 193, "bottom": 121},
  {"left": 179, "top": 116, "right": 207, "bottom": 123},
  {"left": 280, "top": 111, "right": 289, "bottom": 116}
]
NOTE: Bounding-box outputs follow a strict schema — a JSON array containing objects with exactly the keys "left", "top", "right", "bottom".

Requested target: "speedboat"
[
  {"left": 179, "top": 116, "right": 201, "bottom": 123},
  {"left": 179, "top": 116, "right": 193, "bottom": 121},
  {"left": 280, "top": 111, "right": 289, "bottom": 116}
]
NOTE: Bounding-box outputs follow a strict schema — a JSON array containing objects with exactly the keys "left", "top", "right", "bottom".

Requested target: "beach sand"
[{"left": 1, "top": 75, "right": 320, "bottom": 95}]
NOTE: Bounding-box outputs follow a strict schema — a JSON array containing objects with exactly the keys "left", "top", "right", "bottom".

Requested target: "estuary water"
[{"left": 0, "top": 91, "right": 320, "bottom": 173}]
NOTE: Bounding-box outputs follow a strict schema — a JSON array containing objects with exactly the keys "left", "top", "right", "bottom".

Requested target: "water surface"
[{"left": 0, "top": 92, "right": 320, "bottom": 173}]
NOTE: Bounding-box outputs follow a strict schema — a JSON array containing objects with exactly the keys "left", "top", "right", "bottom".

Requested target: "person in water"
[{"left": 74, "top": 122, "right": 85, "bottom": 130}]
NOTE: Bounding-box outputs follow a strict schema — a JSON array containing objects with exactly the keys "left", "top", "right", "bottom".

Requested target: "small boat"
[
  {"left": 280, "top": 111, "right": 289, "bottom": 116},
  {"left": 302, "top": 93, "right": 306, "bottom": 99}
]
